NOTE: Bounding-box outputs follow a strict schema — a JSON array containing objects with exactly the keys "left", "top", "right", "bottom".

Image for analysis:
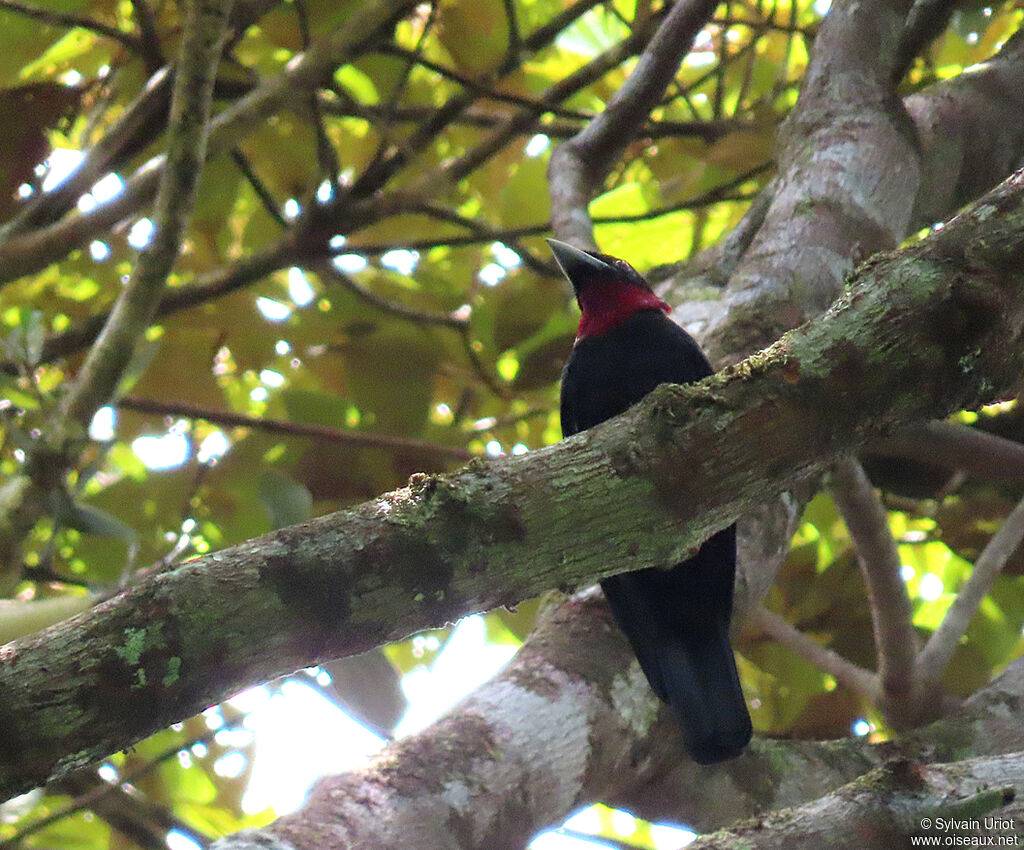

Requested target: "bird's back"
[
  {"left": 560, "top": 309, "right": 712, "bottom": 437},
  {"left": 559, "top": 308, "right": 752, "bottom": 764}
]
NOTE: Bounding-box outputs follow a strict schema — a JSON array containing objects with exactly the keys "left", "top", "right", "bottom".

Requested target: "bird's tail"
[
  {"left": 601, "top": 530, "right": 752, "bottom": 764},
  {"left": 654, "top": 623, "right": 752, "bottom": 764}
]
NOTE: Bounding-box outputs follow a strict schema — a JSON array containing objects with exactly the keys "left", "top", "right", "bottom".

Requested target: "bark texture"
[{"left": 4, "top": 164, "right": 1024, "bottom": 802}]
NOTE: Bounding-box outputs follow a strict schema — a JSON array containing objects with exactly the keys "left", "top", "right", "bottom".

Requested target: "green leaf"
[
  {"left": 50, "top": 490, "right": 139, "bottom": 543},
  {"left": 257, "top": 469, "right": 313, "bottom": 529},
  {"left": 1, "top": 307, "right": 46, "bottom": 366}
]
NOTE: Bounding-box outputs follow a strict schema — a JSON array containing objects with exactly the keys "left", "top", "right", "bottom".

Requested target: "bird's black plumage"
[{"left": 552, "top": 239, "right": 752, "bottom": 765}]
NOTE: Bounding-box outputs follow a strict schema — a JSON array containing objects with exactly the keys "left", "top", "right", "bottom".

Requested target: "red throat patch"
[{"left": 575, "top": 283, "right": 671, "bottom": 343}]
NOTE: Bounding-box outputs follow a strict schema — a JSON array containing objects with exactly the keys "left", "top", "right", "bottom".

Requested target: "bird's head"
[{"left": 547, "top": 239, "right": 670, "bottom": 343}]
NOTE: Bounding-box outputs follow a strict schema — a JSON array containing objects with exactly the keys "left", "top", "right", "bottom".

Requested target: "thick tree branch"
[
  {"left": 892, "top": 0, "right": 960, "bottom": 83},
  {"left": 701, "top": 0, "right": 918, "bottom": 362},
  {"left": 905, "top": 29, "right": 1024, "bottom": 231},
  {"left": 212, "top": 597, "right": 1024, "bottom": 850},
  {"left": 689, "top": 754, "right": 1020, "bottom": 850},
  {"left": 213, "top": 590, "right": 887, "bottom": 850},
  {"left": 3, "top": 165, "right": 1024, "bottom": 799}
]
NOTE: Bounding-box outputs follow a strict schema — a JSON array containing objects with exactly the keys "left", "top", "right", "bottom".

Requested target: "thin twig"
[
  {"left": 230, "top": 147, "right": 288, "bottom": 226},
  {"left": 412, "top": 201, "right": 556, "bottom": 276},
  {"left": 831, "top": 456, "right": 918, "bottom": 699},
  {"left": 501, "top": 0, "right": 521, "bottom": 67},
  {"left": 375, "top": 44, "right": 595, "bottom": 121},
  {"left": 0, "top": 0, "right": 144, "bottom": 52},
  {"left": 345, "top": 0, "right": 607, "bottom": 199},
  {"left": 712, "top": 3, "right": 729, "bottom": 119},
  {"left": 917, "top": 493, "right": 1024, "bottom": 684},
  {"left": 363, "top": 1, "right": 438, "bottom": 171},
  {"left": 360, "top": 6, "right": 672, "bottom": 222},
  {"left": 318, "top": 94, "right": 756, "bottom": 140},
  {"left": 28, "top": 242, "right": 295, "bottom": 370},
  {"left": 54, "top": 770, "right": 207, "bottom": 850},
  {"left": 293, "top": 0, "right": 340, "bottom": 184},
  {"left": 467, "top": 407, "right": 548, "bottom": 433},
  {"left": 129, "top": 0, "right": 165, "bottom": 72},
  {"left": 659, "top": 174, "right": 775, "bottom": 288},
  {"left": 117, "top": 396, "right": 475, "bottom": 460},
  {"left": 315, "top": 261, "right": 469, "bottom": 328},
  {"left": 459, "top": 327, "right": 511, "bottom": 400},
  {"left": 748, "top": 606, "right": 880, "bottom": 700}
]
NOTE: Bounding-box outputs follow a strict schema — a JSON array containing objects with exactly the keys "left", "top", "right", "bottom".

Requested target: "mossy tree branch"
[{"left": 2, "top": 165, "right": 1024, "bottom": 800}]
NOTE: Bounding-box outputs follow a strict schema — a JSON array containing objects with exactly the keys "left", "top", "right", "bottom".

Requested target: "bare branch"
[
  {"left": 192, "top": 591, "right": 891, "bottom": 848},
  {"left": 893, "top": 0, "right": 960, "bottom": 83},
  {"left": 703, "top": 0, "right": 918, "bottom": 364},
  {"left": 230, "top": 147, "right": 288, "bottom": 226},
  {"left": 868, "top": 421, "right": 1024, "bottom": 484},
  {"left": 344, "top": 7, "right": 674, "bottom": 229},
  {"left": 689, "top": 754, "right": 1020, "bottom": 850},
  {"left": 745, "top": 610, "right": 880, "bottom": 700},
  {"left": 293, "top": 0, "right": 341, "bottom": 186},
  {"left": 0, "top": 0, "right": 144, "bottom": 53},
  {"left": 29, "top": 242, "right": 294, "bottom": 369},
  {"left": 917, "top": 493, "right": 1024, "bottom": 684},
  {"left": 548, "top": 0, "right": 720, "bottom": 246},
  {"left": 831, "top": 457, "right": 918, "bottom": 700},
  {"left": 129, "top": 0, "right": 165, "bottom": 73},
  {"left": 318, "top": 95, "right": 756, "bottom": 141},
  {"left": 501, "top": 0, "right": 521, "bottom": 67},
  {"left": 118, "top": 396, "right": 474, "bottom": 460},
  {"left": 59, "top": 0, "right": 233, "bottom": 430},
  {"left": 411, "top": 201, "right": 556, "bottom": 276},
  {"left": 346, "top": 0, "right": 605, "bottom": 200},
  {"left": 4, "top": 714, "right": 244, "bottom": 848},
  {"left": 315, "top": 262, "right": 469, "bottom": 328},
  {"left": 374, "top": 44, "right": 595, "bottom": 121},
  {"left": 213, "top": 610, "right": 1024, "bottom": 849},
  {"left": 747, "top": 606, "right": 880, "bottom": 700}
]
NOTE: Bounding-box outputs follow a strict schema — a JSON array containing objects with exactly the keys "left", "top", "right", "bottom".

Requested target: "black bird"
[{"left": 551, "top": 238, "right": 752, "bottom": 765}]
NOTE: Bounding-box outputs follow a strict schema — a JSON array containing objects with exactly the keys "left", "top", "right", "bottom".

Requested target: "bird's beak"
[{"left": 546, "top": 239, "right": 613, "bottom": 291}]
